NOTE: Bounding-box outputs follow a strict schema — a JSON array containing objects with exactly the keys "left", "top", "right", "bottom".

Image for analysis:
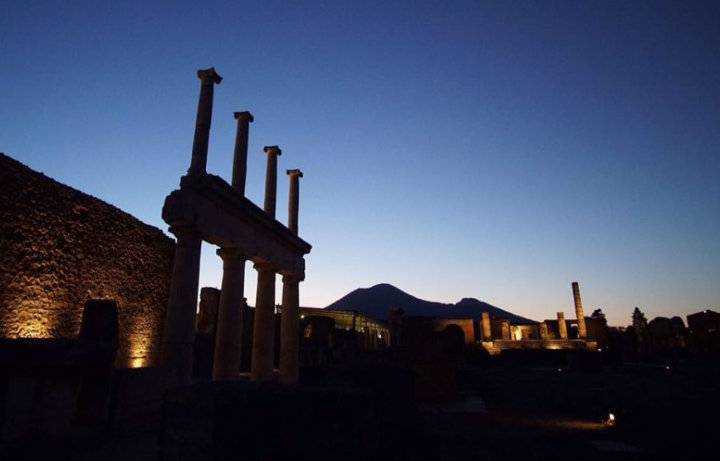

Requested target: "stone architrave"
[
  {"left": 557, "top": 312, "right": 568, "bottom": 340},
  {"left": 212, "top": 247, "right": 247, "bottom": 381}
]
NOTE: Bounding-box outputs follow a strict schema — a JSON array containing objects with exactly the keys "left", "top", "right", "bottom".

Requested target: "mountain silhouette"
[{"left": 325, "top": 283, "right": 537, "bottom": 324}]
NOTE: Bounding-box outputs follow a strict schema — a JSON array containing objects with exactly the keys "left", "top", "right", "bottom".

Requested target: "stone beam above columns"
[
  {"left": 188, "top": 68, "right": 223, "bottom": 175},
  {"left": 163, "top": 173, "right": 311, "bottom": 279}
]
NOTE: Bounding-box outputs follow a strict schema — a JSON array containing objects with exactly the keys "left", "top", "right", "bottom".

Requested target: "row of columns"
[{"left": 161, "top": 68, "right": 306, "bottom": 386}]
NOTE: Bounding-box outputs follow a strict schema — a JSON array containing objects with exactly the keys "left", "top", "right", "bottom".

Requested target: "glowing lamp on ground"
[{"left": 605, "top": 413, "right": 616, "bottom": 426}]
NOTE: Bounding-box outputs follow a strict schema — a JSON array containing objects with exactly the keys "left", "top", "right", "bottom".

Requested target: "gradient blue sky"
[{"left": 2, "top": 1, "right": 719, "bottom": 326}]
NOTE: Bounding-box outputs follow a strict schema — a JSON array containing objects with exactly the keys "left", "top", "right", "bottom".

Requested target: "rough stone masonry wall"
[{"left": 0, "top": 153, "right": 175, "bottom": 367}]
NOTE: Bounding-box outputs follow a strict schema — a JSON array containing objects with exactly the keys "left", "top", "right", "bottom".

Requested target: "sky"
[{"left": 1, "top": 0, "right": 719, "bottom": 326}]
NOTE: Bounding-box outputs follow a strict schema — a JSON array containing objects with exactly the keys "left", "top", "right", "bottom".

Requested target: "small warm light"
[
  {"left": 130, "top": 357, "right": 146, "bottom": 368},
  {"left": 597, "top": 347, "right": 603, "bottom": 352},
  {"left": 605, "top": 413, "right": 616, "bottom": 426},
  {"left": 557, "top": 368, "right": 563, "bottom": 372},
  {"left": 300, "top": 314, "right": 305, "bottom": 319},
  {"left": 665, "top": 365, "right": 671, "bottom": 371}
]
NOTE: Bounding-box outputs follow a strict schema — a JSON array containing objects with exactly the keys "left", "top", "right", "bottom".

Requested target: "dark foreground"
[{"left": 3, "top": 357, "right": 718, "bottom": 460}]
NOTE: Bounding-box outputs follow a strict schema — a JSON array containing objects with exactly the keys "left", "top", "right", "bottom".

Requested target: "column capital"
[
  {"left": 286, "top": 169, "right": 303, "bottom": 178},
  {"left": 281, "top": 274, "right": 299, "bottom": 284},
  {"left": 234, "top": 111, "right": 254, "bottom": 122},
  {"left": 168, "top": 225, "right": 201, "bottom": 246},
  {"left": 264, "top": 145, "right": 282, "bottom": 156},
  {"left": 197, "top": 67, "right": 223, "bottom": 84},
  {"left": 217, "top": 247, "right": 248, "bottom": 263},
  {"left": 253, "top": 260, "right": 277, "bottom": 272}
]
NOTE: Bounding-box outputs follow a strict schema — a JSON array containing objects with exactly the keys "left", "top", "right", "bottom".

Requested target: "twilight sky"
[{"left": 2, "top": 1, "right": 719, "bottom": 326}]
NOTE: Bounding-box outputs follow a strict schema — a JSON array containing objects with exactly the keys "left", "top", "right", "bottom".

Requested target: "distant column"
[
  {"left": 279, "top": 274, "right": 300, "bottom": 386},
  {"left": 263, "top": 146, "right": 282, "bottom": 218},
  {"left": 231, "top": 111, "right": 254, "bottom": 194},
  {"left": 501, "top": 320, "right": 510, "bottom": 340},
  {"left": 251, "top": 261, "right": 276, "bottom": 382},
  {"left": 161, "top": 226, "right": 203, "bottom": 385},
  {"left": 572, "top": 282, "right": 587, "bottom": 339},
  {"left": 286, "top": 169, "right": 303, "bottom": 234},
  {"left": 212, "top": 248, "right": 247, "bottom": 381},
  {"left": 188, "top": 68, "right": 223, "bottom": 175},
  {"left": 481, "top": 312, "right": 492, "bottom": 341},
  {"left": 539, "top": 323, "right": 549, "bottom": 340},
  {"left": 557, "top": 312, "right": 568, "bottom": 340}
]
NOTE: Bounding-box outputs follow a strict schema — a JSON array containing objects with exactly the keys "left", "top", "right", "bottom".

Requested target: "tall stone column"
[
  {"left": 251, "top": 261, "right": 276, "bottom": 382},
  {"left": 161, "top": 226, "right": 203, "bottom": 385},
  {"left": 231, "top": 111, "right": 254, "bottom": 193},
  {"left": 481, "top": 312, "right": 492, "bottom": 341},
  {"left": 557, "top": 312, "right": 568, "bottom": 340},
  {"left": 263, "top": 146, "right": 282, "bottom": 218},
  {"left": 286, "top": 169, "right": 303, "bottom": 234},
  {"left": 572, "top": 281, "right": 587, "bottom": 338},
  {"left": 212, "top": 247, "right": 247, "bottom": 381},
  {"left": 188, "top": 68, "right": 223, "bottom": 175},
  {"left": 279, "top": 274, "right": 300, "bottom": 386}
]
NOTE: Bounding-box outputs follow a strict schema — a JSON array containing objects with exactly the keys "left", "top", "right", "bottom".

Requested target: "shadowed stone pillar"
[
  {"left": 263, "top": 146, "right": 282, "bottom": 218},
  {"left": 481, "top": 312, "right": 492, "bottom": 341},
  {"left": 539, "top": 323, "right": 549, "bottom": 340},
  {"left": 161, "top": 226, "right": 203, "bottom": 384},
  {"left": 286, "top": 169, "right": 303, "bottom": 234},
  {"left": 279, "top": 274, "right": 300, "bottom": 385},
  {"left": 501, "top": 320, "right": 510, "bottom": 340},
  {"left": 251, "top": 261, "right": 276, "bottom": 382},
  {"left": 212, "top": 248, "right": 247, "bottom": 381},
  {"left": 572, "top": 281, "right": 587, "bottom": 339},
  {"left": 557, "top": 312, "right": 568, "bottom": 340},
  {"left": 189, "top": 68, "right": 223, "bottom": 175},
  {"left": 231, "top": 111, "right": 254, "bottom": 193}
]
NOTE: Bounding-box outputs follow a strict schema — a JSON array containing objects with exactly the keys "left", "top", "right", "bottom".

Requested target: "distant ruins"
[{"left": 160, "top": 68, "right": 311, "bottom": 385}]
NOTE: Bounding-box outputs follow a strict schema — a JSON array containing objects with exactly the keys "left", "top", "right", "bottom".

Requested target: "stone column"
[
  {"left": 481, "top": 312, "right": 492, "bottom": 341},
  {"left": 251, "top": 261, "right": 276, "bottom": 382},
  {"left": 572, "top": 281, "right": 587, "bottom": 338},
  {"left": 286, "top": 169, "right": 303, "bottom": 234},
  {"left": 188, "top": 68, "right": 223, "bottom": 175},
  {"left": 263, "top": 146, "right": 282, "bottom": 218},
  {"left": 279, "top": 274, "right": 300, "bottom": 386},
  {"left": 557, "top": 312, "right": 568, "bottom": 340},
  {"left": 501, "top": 320, "right": 510, "bottom": 340},
  {"left": 161, "top": 226, "right": 203, "bottom": 384},
  {"left": 539, "top": 322, "right": 549, "bottom": 340},
  {"left": 231, "top": 111, "right": 254, "bottom": 193},
  {"left": 212, "top": 248, "right": 247, "bottom": 381}
]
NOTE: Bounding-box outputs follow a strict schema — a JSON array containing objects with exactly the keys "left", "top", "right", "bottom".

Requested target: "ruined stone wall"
[{"left": 0, "top": 153, "right": 174, "bottom": 367}]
